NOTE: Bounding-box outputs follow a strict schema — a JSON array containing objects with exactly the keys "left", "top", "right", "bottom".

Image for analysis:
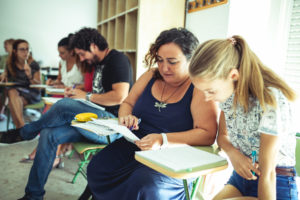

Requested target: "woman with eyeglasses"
[{"left": 1, "top": 39, "right": 41, "bottom": 129}]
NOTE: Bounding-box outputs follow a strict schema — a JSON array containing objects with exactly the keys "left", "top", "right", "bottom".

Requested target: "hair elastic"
[{"left": 228, "top": 37, "right": 237, "bottom": 45}]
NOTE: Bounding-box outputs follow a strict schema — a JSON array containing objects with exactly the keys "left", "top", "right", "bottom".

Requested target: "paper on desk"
[
  {"left": 135, "top": 145, "right": 227, "bottom": 172},
  {"left": 42, "top": 97, "right": 63, "bottom": 104},
  {"left": 30, "top": 84, "right": 52, "bottom": 89},
  {"left": 46, "top": 87, "right": 65, "bottom": 93},
  {"left": 72, "top": 118, "right": 140, "bottom": 143},
  {"left": 72, "top": 121, "right": 117, "bottom": 136},
  {"left": 75, "top": 99, "right": 105, "bottom": 111}
]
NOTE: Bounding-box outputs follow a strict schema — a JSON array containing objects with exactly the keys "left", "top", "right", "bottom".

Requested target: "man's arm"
[{"left": 70, "top": 82, "right": 130, "bottom": 106}]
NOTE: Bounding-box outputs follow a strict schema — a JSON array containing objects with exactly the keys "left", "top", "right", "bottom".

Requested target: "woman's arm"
[
  {"left": 118, "top": 70, "right": 154, "bottom": 127},
  {"left": 257, "top": 133, "right": 279, "bottom": 200},
  {"left": 165, "top": 88, "right": 218, "bottom": 146},
  {"left": 52, "top": 63, "right": 64, "bottom": 87},
  {"left": 29, "top": 70, "right": 41, "bottom": 84},
  {"left": 217, "top": 111, "right": 260, "bottom": 179}
]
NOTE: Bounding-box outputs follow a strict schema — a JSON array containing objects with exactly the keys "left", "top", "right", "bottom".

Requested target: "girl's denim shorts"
[{"left": 227, "top": 167, "right": 298, "bottom": 199}]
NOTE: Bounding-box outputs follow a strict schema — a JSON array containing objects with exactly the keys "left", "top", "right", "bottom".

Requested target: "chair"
[
  {"left": 295, "top": 133, "right": 300, "bottom": 175},
  {"left": 6, "top": 100, "right": 45, "bottom": 130},
  {"left": 69, "top": 136, "right": 111, "bottom": 184}
]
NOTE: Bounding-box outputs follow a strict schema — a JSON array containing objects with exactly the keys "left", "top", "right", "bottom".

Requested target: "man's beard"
[{"left": 83, "top": 54, "right": 100, "bottom": 68}]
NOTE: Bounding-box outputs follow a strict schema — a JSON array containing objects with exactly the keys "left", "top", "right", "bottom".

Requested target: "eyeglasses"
[{"left": 17, "top": 48, "right": 29, "bottom": 52}]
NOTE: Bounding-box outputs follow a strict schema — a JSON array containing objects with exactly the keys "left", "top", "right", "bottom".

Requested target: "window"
[{"left": 285, "top": 0, "right": 300, "bottom": 94}]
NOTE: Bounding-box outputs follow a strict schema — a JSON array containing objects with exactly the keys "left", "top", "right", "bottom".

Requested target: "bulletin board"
[{"left": 188, "top": 0, "right": 228, "bottom": 13}]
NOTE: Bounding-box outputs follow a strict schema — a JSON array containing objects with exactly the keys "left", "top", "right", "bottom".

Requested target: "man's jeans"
[{"left": 19, "top": 98, "right": 121, "bottom": 200}]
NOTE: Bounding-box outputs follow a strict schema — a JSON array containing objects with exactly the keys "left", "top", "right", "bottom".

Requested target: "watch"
[
  {"left": 86, "top": 92, "right": 92, "bottom": 101},
  {"left": 160, "top": 133, "right": 168, "bottom": 149}
]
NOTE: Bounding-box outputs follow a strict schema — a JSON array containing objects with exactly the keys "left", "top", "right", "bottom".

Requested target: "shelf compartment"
[
  {"left": 98, "top": 0, "right": 102, "bottom": 22},
  {"left": 101, "top": 23, "right": 108, "bottom": 40},
  {"left": 124, "top": 10, "right": 137, "bottom": 50},
  {"left": 125, "top": 52, "right": 137, "bottom": 81},
  {"left": 108, "top": 0, "right": 116, "bottom": 18},
  {"left": 126, "top": 0, "right": 138, "bottom": 10},
  {"left": 116, "top": 0, "right": 126, "bottom": 14},
  {"left": 115, "top": 16, "right": 125, "bottom": 50},
  {"left": 101, "top": 0, "right": 108, "bottom": 20},
  {"left": 108, "top": 20, "right": 116, "bottom": 49}
]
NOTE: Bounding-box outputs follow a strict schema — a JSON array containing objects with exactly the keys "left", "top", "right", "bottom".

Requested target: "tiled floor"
[{"left": 0, "top": 112, "right": 87, "bottom": 200}]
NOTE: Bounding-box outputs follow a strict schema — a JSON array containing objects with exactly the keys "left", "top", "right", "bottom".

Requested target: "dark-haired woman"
[
  {"left": 85, "top": 28, "right": 218, "bottom": 200},
  {"left": 1, "top": 39, "right": 41, "bottom": 128},
  {"left": 46, "top": 35, "right": 83, "bottom": 88}
]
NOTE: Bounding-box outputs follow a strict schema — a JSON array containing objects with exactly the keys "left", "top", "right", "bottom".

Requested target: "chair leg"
[
  {"left": 183, "top": 179, "right": 191, "bottom": 200},
  {"left": 6, "top": 108, "right": 10, "bottom": 130},
  {"left": 72, "top": 151, "right": 93, "bottom": 184},
  {"left": 68, "top": 149, "right": 75, "bottom": 159}
]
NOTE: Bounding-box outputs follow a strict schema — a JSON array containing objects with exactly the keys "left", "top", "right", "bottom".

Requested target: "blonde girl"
[{"left": 189, "top": 35, "right": 298, "bottom": 200}]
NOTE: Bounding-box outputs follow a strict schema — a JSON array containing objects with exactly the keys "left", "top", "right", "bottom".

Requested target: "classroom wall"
[
  {"left": 0, "top": 0, "right": 97, "bottom": 68},
  {"left": 185, "top": 0, "right": 292, "bottom": 74},
  {"left": 185, "top": 2, "right": 230, "bottom": 44}
]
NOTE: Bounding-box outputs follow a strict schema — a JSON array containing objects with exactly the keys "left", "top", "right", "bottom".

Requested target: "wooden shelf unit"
[{"left": 97, "top": 0, "right": 185, "bottom": 81}]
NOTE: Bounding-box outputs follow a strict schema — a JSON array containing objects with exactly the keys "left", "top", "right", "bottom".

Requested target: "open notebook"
[
  {"left": 135, "top": 145, "right": 227, "bottom": 172},
  {"left": 72, "top": 118, "right": 140, "bottom": 143}
]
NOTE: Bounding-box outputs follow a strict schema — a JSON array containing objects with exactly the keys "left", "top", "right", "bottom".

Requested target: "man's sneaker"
[{"left": 0, "top": 128, "right": 23, "bottom": 144}]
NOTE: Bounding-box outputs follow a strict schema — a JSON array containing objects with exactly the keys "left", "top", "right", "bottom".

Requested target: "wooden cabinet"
[{"left": 97, "top": 0, "right": 185, "bottom": 81}]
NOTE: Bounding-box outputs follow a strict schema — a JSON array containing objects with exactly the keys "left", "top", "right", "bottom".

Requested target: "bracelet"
[
  {"left": 160, "top": 133, "right": 168, "bottom": 149},
  {"left": 86, "top": 92, "right": 92, "bottom": 101}
]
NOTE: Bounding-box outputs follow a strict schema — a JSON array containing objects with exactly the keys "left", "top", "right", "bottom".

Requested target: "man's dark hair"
[{"left": 70, "top": 27, "right": 108, "bottom": 51}]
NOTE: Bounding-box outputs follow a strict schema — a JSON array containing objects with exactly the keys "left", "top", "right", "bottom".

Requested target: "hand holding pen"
[
  {"left": 24, "top": 59, "right": 32, "bottom": 79},
  {"left": 119, "top": 115, "right": 141, "bottom": 131}
]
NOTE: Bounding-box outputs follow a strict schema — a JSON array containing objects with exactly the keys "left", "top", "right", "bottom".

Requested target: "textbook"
[
  {"left": 72, "top": 118, "right": 140, "bottom": 143},
  {"left": 75, "top": 99, "right": 105, "bottom": 111},
  {"left": 135, "top": 145, "right": 227, "bottom": 172}
]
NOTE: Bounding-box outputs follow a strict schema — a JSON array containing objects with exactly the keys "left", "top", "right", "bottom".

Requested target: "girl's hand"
[
  {"left": 0, "top": 74, "right": 7, "bottom": 82},
  {"left": 24, "top": 61, "right": 32, "bottom": 79},
  {"left": 228, "top": 149, "right": 260, "bottom": 180},
  {"left": 64, "top": 87, "right": 73, "bottom": 97},
  {"left": 135, "top": 134, "right": 162, "bottom": 151},
  {"left": 118, "top": 115, "right": 140, "bottom": 130},
  {"left": 46, "top": 78, "right": 53, "bottom": 85}
]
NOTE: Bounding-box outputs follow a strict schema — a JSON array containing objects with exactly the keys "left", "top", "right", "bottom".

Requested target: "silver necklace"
[{"left": 154, "top": 78, "right": 188, "bottom": 112}]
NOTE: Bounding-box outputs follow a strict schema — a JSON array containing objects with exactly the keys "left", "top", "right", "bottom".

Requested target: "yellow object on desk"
[{"left": 75, "top": 113, "right": 98, "bottom": 122}]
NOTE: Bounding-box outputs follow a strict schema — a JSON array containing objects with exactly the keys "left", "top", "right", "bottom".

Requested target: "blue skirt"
[{"left": 87, "top": 137, "right": 194, "bottom": 200}]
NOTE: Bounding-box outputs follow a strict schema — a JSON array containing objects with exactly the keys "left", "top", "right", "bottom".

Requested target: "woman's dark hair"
[
  {"left": 58, "top": 34, "right": 74, "bottom": 52},
  {"left": 144, "top": 28, "right": 199, "bottom": 79},
  {"left": 70, "top": 27, "right": 108, "bottom": 51}
]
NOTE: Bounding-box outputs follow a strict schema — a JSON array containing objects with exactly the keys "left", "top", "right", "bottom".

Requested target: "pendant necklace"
[{"left": 154, "top": 77, "right": 189, "bottom": 112}]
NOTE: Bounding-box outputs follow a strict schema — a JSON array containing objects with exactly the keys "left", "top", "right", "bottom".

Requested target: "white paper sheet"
[
  {"left": 72, "top": 118, "right": 140, "bottom": 143},
  {"left": 135, "top": 145, "right": 227, "bottom": 172}
]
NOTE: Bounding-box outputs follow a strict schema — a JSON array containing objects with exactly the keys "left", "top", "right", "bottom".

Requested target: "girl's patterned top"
[{"left": 219, "top": 88, "right": 296, "bottom": 166}]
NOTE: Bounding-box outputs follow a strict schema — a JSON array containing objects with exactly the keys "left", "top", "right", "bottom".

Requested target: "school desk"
[{"left": 135, "top": 145, "right": 228, "bottom": 200}]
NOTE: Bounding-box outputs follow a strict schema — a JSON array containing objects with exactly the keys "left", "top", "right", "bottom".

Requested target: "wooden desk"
[
  {"left": 135, "top": 145, "right": 228, "bottom": 200},
  {"left": 0, "top": 82, "right": 18, "bottom": 86}
]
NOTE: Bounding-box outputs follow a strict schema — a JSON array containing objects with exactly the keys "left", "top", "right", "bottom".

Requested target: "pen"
[
  {"left": 251, "top": 150, "right": 256, "bottom": 175},
  {"left": 130, "top": 118, "right": 141, "bottom": 130}
]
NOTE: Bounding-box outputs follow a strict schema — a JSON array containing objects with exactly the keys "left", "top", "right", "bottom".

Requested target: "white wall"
[
  {"left": 227, "top": 0, "right": 293, "bottom": 74},
  {"left": 185, "top": 0, "right": 292, "bottom": 74},
  {"left": 0, "top": 0, "right": 97, "bottom": 68},
  {"left": 185, "top": 2, "right": 230, "bottom": 43}
]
